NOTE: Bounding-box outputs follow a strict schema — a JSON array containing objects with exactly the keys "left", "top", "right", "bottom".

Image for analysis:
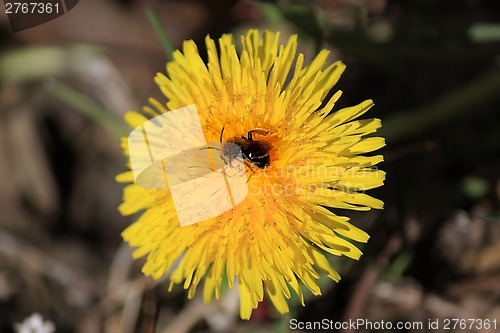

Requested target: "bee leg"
[
  {"left": 246, "top": 172, "right": 253, "bottom": 183},
  {"left": 243, "top": 159, "right": 262, "bottom": 184},
  {"left": 220, "top": 126, "right": 225, "bottom": 143},
  {"left": 247, "top": 128, "right": 270, "bottom": 141},
  {"left": 241, "top": 159, "right": 255, "bottom": 183}
]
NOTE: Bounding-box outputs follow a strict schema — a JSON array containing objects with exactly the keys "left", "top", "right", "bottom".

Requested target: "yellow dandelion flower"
[{"left": 118, "top": 29, "right": 385, "bottom": 319}]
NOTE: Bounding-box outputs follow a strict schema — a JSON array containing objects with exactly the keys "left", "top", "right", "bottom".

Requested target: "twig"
[{"left": 341, "top": 233, "right": 403, "bottom": 333}]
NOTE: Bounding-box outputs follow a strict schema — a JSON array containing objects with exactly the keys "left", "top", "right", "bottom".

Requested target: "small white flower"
[{"left": 14, "top": 313, "right": 55, "bottom": 333}]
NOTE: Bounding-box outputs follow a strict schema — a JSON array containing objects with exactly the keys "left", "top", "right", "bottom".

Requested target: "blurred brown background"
[{"left": 1, "top": 0, "right": 500, "bottom": 332}]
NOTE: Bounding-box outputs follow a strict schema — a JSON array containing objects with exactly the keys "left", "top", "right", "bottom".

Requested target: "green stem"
[
  {"left": 46, "top": 79, "right": 129, "bottom": 137},
  {"left": 145, "top": 6, "right": 176, "bottom": 59}
]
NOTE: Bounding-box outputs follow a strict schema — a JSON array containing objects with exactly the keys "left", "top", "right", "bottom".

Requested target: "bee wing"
[
  {"left": 169, "top": 168, "right": 246, "bottom": 226},
  {"left": 128, "top": 104, "right": 207, "bottom": 189},
  {"left": 127, "top": 105, "right": 248, "bottom": 226},
  {"left": 165, "top": 141, "right": 248, "bottom": 226}
]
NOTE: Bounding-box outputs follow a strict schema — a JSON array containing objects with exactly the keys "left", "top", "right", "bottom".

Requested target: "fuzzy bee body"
[{"left": 220, "top": 129, "right": 272, "bottom": 169}]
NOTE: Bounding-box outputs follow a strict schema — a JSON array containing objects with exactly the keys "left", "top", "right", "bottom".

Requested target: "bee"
[{"left": 220, "top": 127, "right": 272, "bottom": 170}]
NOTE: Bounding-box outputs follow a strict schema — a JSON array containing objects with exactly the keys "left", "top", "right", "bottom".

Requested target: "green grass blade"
[
  {"left": 46, "top": 79, "right": 129, "bottom": 137},
  {"left": 145, "top": 6, "right": 176, "bottom": 59}
]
